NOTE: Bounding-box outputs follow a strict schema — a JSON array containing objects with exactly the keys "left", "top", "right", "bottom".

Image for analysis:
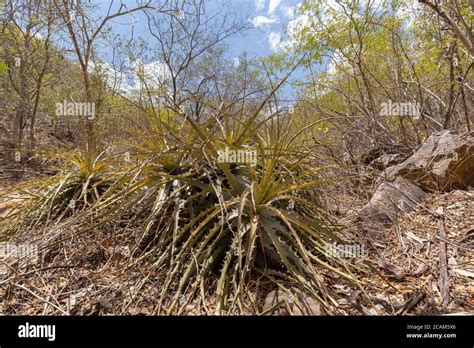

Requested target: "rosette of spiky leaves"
[
  {"left": 0, "top": 150, "right": 119, "bottom": 239},
  {"left": 61, "top": 99, "right": 362, "bottom": 314}
]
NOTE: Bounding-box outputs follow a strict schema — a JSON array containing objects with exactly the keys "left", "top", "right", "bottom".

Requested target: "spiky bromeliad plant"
[
  {"left": 0, "top": 78, "right": 363, "bottom": 314},
  {"left": 0, "top": 149, "right": 119, "bottom": 239},
  {"left": 45, "top": 96, "right": 363, "bottom": 315}
]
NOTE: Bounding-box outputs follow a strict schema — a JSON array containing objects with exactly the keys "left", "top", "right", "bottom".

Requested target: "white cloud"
[
  {"left": 286, "top": 13, "right": 312, "bottom": 43},
  {"left": 233, "top": 57, "right": 240, "bottom": 68},
  {"left": 255, "top": 0, "right": 265, "bottom": 11},
  {"left": 281, "top": 4, "right": 296, "bottom": 19},
  {"left": 268, "top": 0, "right": 281, "bottom": 15},
  {"left": 251, "top": 15, "right": 277, "bottom": 27},
  {"left": 136, "top": 60, "right": 170, "bottom": 85},
  {"left": 89, "top": 61, "right": 132, "bottom": 93},
  {"left": 327, "top": 51, "right": 346, "bottom": 75},
  {"left": 268, "top": 31, "right": 282, "bottom": 51},
  {"left": 88, "top": 59, "right": 173, "bottom": 96}
]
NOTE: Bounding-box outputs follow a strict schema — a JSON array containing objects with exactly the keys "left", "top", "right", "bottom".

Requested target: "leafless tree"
[
  {"left": 50, "top": 0, "right": 172, "bottom": 162},
  {"left": 1, "top": 0, "right": 57, "bottom": 152},
  {"left": 141, "top": 0, "right": 250, "bottom": 121}
]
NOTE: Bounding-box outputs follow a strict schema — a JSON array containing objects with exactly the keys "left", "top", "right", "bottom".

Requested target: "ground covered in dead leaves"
[
  {"left": 0, "top": 187, "right": 472, "bottom": 315},
  {"left": 345, "top": 189, "right": 474, "bottom": 315}
]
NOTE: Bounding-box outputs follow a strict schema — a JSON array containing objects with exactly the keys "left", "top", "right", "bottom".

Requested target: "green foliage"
[
  {"left": 0, "top": 92, "right": 362, "bottom": 314},
  {"left": 0, "top": 61, "right": 7, "bottom": 74}
]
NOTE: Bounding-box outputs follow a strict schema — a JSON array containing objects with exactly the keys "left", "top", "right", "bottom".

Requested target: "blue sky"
[
  {"left": 222, "top": 0, "right": 301, "bottom": 58},
  {"left": 101, "top": 0, "right": 301, "bottom": 59},
  {"left": 99, "top": 0, "right": 303, "bottom": 89}
]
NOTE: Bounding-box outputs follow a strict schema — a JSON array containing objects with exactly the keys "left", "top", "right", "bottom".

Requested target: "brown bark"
[{"left": 419, "top": 0, "right": 474, "bottom": 56}]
